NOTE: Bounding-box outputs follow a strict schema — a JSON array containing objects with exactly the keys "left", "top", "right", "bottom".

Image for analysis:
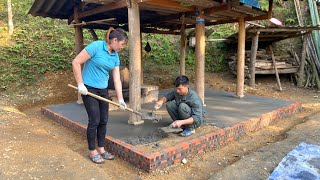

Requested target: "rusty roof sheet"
[{"left": 28, "top": 0, "right": 270, "bottom": 34}]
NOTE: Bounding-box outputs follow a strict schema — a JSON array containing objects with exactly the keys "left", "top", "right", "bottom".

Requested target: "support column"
[
  {"left": 236, "top": 17, "right": 245, "bottom": 98},
  {"left": 249, "top": 31, "right": 259, "bottom": 87},
  {"left": 195, "top": 8, "right": 206, "bottom": 105},
  {"left": 180, "top": 14, "right": 186, "bottom": 75},
  {"left": 74, "top": 6, "right": 84, "bottom": 104},
  {"left": 140, "top": 32, "right": 144, "bottom": 84},
  {"left": 128, "top": 1, "right": 143, "bottom": 125}
]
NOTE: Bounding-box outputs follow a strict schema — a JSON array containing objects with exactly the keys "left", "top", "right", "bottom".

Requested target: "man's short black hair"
[{"left": 175, "top": 75, "right": 189, "bottom": 87}]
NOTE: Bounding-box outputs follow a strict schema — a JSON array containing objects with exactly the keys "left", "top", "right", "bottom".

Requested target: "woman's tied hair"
[{"left": 105, "top": 27, "right": 128, "bottom": 44}]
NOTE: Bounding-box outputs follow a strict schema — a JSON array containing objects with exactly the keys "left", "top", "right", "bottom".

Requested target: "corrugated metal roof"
[
  {"left": 28, "top": 0, "right": 270, "bottom": 33},
  {"left": 28, "top": 0, "right": 79, "bottom": 19}
]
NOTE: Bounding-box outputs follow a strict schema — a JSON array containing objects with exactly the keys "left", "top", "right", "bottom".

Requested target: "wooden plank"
[
  {"left": 257, "top": 64, "right": 290, "bottom": 70},
  {"left": 141, "top": 28, "right": 180, "bottom": 35},
  {"left": 236, "top": 17, "right": 246, "bottom": 98},
  {"left": 78, "top": 1, "right": 127, "bottom": 19},
  {"left": 268, "top": 45, "right": 282, "bottom": 91},
  {"left": 248, "top": 26, "right": 320, "bottom": 33},
  {"left": 82, "top": 0, "right": 116, "bottom": 4},
  {"left": 232, "top": 6, "right": 265, "bottom": 16},
  {"left": 174, "top": 0, "right": 221, "bottom": 7},
  {"left": 249, "top": 31, "right": 259, "bottom": 87},
  {"left": 187, "top": 14, "right": 268, "bottom": 28},
  {"left": 255, "top": 61, "right": 286, "bottom": 67},
  {"left": 141, "top": 0, "right": 194, "bottom": 12},
  {"left": 204, "top": 4, "right": 230, "bottom": 16},
  {"left": 128, "top": 1, "right": 143, "bottom": 125},
  {"left": 255, "top": 68, "right": 298, "bottom": 74}
]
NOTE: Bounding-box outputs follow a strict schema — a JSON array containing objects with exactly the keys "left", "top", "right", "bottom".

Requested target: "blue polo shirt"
[{"left": 82, "top": 40, "right": 120, "bottom": 89}]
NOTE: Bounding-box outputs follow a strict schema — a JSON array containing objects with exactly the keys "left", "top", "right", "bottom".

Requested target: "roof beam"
[
  {"left": 82, "top": 0, "right": 117, "bottom": 4},
  {"left": 141, "top": 27, "right": 180, "bottom": 35},
  {"left": 139, "top": 0, "right": 194, "bottom": 12},
  {"left": 78, "top": 1, "right": 127, "bottom": 19},
  {"left": 204, "top": 3, "right": 230, "bottom": 16},
  {"left": 173, "top": 0, "right": 221, "bottom": 7}
]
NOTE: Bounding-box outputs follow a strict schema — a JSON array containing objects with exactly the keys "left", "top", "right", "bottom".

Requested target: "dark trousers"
[
  {"left": 166, "top": 101, "right": 195, "bottom": 130},
  {"left": 82, "top": 85, "right": 109, "bottom": 151}
]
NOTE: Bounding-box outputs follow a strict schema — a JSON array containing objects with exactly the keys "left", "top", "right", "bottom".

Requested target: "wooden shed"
[{"left": 28, "top": 0, "right": 274, "bottom": 125}]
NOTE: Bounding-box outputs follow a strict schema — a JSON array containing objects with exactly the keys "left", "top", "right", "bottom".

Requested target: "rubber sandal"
[
  {"left": 89, "top": 154, "right": 105, "bottom": 164},
  {"left": 100, "top": 152, "right": 115, "bottom": 160},
  {"left": 179, "top": 129, "right": 195, "bottom": 137}
]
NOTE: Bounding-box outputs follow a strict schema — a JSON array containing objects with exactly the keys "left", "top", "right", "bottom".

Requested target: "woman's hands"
[{"left": 118, "top": 99, "right": 127, "bottom": 110}]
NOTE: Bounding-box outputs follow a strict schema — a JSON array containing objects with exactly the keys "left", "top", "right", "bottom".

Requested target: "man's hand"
[
  {"left": 118, "top": 99, "right": 127, "bottom": 110},
  {"left": 154, "top": 101, "right": 163, "bottom": 110},
  {"left": 78, "top": 83, "right": 88, "bottom": 95},
  {"left": 154, "top": 102, "right": 162, "bottom": 110},
  {"left": 171, "top": 120, "right": 183, "bottom": 128}
]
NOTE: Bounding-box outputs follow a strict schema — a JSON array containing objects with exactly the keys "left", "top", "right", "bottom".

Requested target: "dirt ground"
[{"left": 0, "top": 67, "right": 320, "bottom": 179}]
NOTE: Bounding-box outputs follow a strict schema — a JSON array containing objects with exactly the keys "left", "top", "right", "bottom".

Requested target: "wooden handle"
[{"left": 68, "top": 84, "right": 142, "bottom": 116}]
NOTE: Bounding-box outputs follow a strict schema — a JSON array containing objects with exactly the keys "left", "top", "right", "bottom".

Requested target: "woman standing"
[{"left": 72, "top": 28, "right": 128, "bottom": 164}]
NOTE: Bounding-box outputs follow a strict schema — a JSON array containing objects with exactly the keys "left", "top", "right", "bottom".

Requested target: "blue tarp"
[
  {"left": 240, "top": 0, "right": 261, "bottom": 9},
  {"left": 269, "top": 143, "right": 320, "bottom": 180}
]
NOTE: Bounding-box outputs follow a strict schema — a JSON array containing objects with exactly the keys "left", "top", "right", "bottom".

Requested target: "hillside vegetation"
[{"left": 0, "top": 0, "right": 302, "bottom": 95}]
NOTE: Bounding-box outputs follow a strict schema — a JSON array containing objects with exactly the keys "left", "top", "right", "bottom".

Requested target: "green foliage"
[
  {"left": 272, "top": 0, "right": 298, "bottom": 25},
  {"left": 258, "top": 0, "right": 270, "bottom": 11},
  {"left": 0, "top": 0, "right": 302, "bottom": 92},
  {"left": 0, "top": 0, "right": 75, "bottom": 89},
  {"left": 142, "top": 34, "right": 179, "bottom": 65}
]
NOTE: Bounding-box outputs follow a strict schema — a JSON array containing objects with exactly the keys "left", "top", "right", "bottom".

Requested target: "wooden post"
[
  {"left": 195, "top": 7, "right": 206, "bottom": 105},
  {"left": 249, "top": 31, "right": 260, "bottom": 87},
  {"left": 297, "top": 36, "right": 307, "bottom": 87},
  {"left": 180, "top": 14, "right": 186, "bottom": 75},
  {"left": 74, "top": 6, "right": 84, "bottom": 55},
  {"left": 236, "top": 17, "right": 245, "bottom": 98},
  {"left": 88, "top": 29, "right": 98, "bottom": 40},
  {"left": 128, "top": 1, "right": 143, "bottom": 125},
  {"left": 140, "top": 32, "right": 144, "bottom": 84},
  {"left": 268, "top": 45, "right": 283, "bottom": 91},
  {"left": 74, "top": 5, "right": 84, "bottom": 104}
]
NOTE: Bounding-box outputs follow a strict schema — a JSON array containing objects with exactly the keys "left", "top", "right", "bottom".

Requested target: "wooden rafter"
[
  {"left": 174, "top": 0, "right": 221, "bottom": 7},
  {"left": 139, "top": 0, "right": 194, "bottom": 12},
  {"left": 204, "top": 2, "right": 230, "bottom": 16},
  {"left": 78, "top": 1, "right": 127, "bottom": 19},
  {"left": 82, "top": 0, "right": 116, "bottom": 4}
]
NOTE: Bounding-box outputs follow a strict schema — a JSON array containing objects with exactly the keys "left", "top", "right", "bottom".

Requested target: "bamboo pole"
[
  {"left": 180, "top": 14, "right": 186, "bottom": 75},
  {"left": 128, "top": 1, "right": 143, "bottom": 125},
  {"left": 249, "top": 31, "right": 260, "bottom": 87},
  {"left": 236, "top": 17, "right": 245, "bottom": 98},
  {"left": 195, "top": 7, "right": 206, "bottom": 105},
  {"left": 268, "top": 45, "right": 283, "bottom": 91}
]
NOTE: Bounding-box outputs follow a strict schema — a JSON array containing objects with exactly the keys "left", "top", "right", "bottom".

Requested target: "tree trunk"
[{"left": 7, "top": 0, "right": 14, "bottom": 35}]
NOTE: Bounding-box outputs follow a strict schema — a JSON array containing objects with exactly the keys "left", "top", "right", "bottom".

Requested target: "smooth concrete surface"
[{"left": 45, "top": 89, "right": 296, "bottom": 145}]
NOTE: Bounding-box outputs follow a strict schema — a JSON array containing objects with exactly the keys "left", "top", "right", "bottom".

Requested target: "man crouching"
[{"left": 154, "top": 75, "right": 206, "bottom": 137}]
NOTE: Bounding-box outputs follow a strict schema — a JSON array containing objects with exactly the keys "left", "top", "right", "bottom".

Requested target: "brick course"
[{"left": 41, "top": 102, "right": 302, "bottom": 172}]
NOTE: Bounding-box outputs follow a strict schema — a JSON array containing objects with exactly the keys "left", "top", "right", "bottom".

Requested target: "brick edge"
[{"left": 41, "top": 102, "right": 302, "bottom": 172}]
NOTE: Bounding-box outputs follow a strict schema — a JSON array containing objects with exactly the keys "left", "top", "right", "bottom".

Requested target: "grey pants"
[{"left": 166, "top": 101, "right": 195, "bottom": 130}]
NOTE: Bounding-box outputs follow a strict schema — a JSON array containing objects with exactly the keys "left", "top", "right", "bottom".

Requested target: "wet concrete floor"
[{"left": 45, "top": 89, "right": 297, "bottom": 145}]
